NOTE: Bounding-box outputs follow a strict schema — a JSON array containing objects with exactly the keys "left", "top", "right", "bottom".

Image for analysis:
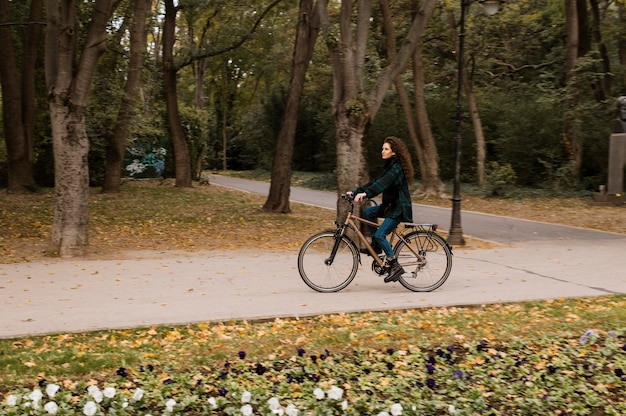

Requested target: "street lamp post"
[{"left": 447, "top": 0, "right": 502, "bottom": 246}]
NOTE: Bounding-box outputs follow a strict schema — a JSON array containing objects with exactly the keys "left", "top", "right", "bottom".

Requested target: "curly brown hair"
[{"left": 384, "top": 136, "right": 414, "bottom": 184}]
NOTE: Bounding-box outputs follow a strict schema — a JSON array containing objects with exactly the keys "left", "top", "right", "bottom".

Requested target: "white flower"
[
  {"left": 377, "top": 412, "right": 390, "bottom": 416},
  {"left": 165, "top": 398, "right": 176, "bottom": 412},
  {"left": 207, "top": 397, "right": 217, "bottom": 408},
  {"left": 241, "top": 391, "right": 252, "bottom": 403},
  {"left": 390, "top": 403, "right": 403, "bottom": 415},
  {"left": 87, "top": 386, "right": 103, "bottom": 403},
  {"left": 267, "top": 397, "right": 280, "bottom": 410},
  {"left": 240, "top": 404, "right": 253, "bottom": 416},
  {"left": 341, "top": 400, "right": 348, "bottom": 410},
  {"left": 285, "top": 404, "right": 299, "bottom": 416},
  {"left": 46, "top": 384, "right": 60, "bottom": 398},
  {"left": 327, "top": 386, "right": 344, "bottom": 400},
  {"left": 103, "top": 387, "right": 116, "bottom": 399},
  {"left": 448, "top": 404, "right": 459, "bottom": 414},
  {"left": 93, "top": 391, "right": 104, "bottom": 403},
  {"left": 44, "top": 401, "right": 59, "bottom": 414},
  {"left": 132, "top": 388, "right": 144, "bottom": 401},
  {"left": 313, "top": 388, "right": 325, "bottom": 400},
  {"left": 5, "top": 395, "right": 18, "bottom": 406},
  {"left": 29, "top": 388, "right": 43, "bottom": 403},
  {"left": 83, "top": 401, "right": 97, "bottom": 416}
]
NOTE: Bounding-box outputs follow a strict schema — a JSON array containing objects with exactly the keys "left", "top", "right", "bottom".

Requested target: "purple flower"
[
  {"left": 255, "top": 363, "right": 267, "bottom": 375},
  {"left": 218, "top": 387, "right": 228, "bottom": 397},
  {"left": 615, "top": 368, "right": 624, "bottom": 378},
  {"left": 453, "top": 370, "right": 463, "bottom": 380},
  {"left": 297, "top": 348, "right": 306, "bottom": 357},
  {"left": 238, "top": 351, "right": 246, "bottom": 359},
  {"left": 426, "top": 378, "right": 436, "bottom": 389},
  {"left": 426, "top": 364, "right": 435, "bottom": 374},
  {"left": 386, "top": 362, "right": 394, "bottom": 370},
  {"left": 163, "top": 378, "right": 173, "bottom": 385},
  {"left": 116, "top": 367, "right": 128, "bottom": 378},
  {"left": 579, "top": 329, "right": 598, "bottom": 344},
  {"left": 387, "top": 348, "right": 395, "bottom": 355},
  {"left": 310, "top": 355, "right": 318, "bottom": 364}
]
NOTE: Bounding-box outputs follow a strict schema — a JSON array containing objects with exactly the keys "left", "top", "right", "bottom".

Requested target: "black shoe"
[{"left": 384, "top": 260, "right": 404, "bottom": 283}]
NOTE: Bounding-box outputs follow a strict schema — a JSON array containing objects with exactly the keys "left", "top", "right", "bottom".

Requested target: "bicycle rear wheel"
[
  {"left": 297, "top": 231, "right": 359, "bottom": 293},
  {"left": 393, "top": 231, "right": 452, "bottom": 292}
]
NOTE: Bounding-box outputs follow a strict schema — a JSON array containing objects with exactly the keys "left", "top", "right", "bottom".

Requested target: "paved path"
[{"left": 1, "top": 177, "right": 625, "bottom": 339}]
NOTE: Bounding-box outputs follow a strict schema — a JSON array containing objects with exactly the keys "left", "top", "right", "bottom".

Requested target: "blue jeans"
[{"left": 362, "top": 205, "right": 401, "bottom": 259}]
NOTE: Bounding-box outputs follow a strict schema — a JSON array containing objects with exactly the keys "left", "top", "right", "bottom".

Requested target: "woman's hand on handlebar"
[
  {"left": 352, "top": 192, "right": 367, "bottom": 203},
  {"left": 343, "top": 191, "right": 366, "bottom": 202}
]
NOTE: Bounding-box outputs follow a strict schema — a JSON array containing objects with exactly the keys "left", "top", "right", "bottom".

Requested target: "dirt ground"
[{"left": 1, "top": 184, "right": 624, "bottom": 264}]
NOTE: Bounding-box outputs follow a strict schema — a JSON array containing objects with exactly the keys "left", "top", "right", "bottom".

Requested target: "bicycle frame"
[{"left": 333, "top": 208, "right": 426, "bottom": 270}]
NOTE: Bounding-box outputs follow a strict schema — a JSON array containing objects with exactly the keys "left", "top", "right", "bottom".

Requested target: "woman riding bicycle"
[{"left": 349, "top": 136, "right": 414, "bottom": 283}]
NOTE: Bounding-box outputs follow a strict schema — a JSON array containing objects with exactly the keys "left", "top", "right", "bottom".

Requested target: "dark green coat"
[{"left": 353, "top": 157, "right": 413, "bottom": 223}]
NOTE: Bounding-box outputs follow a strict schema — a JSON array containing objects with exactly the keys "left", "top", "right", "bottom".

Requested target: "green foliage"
[
  {"left": 3, "top": 0, "right": 624, "bottom": 192},
  {"left": 484, "top": 161, "right": 517, "bottom": 196}
]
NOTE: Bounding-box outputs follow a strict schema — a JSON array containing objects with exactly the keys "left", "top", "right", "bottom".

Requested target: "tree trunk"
[
  {"left": 379, "top": 0, "right": 443, "bottom": 197},
  {"left": 263, "top": 0, "right": 321, "bottom": 213},
  {"left": 163, "top": 0, "right": 192, "bottom": 187},
  {"left": 102, "top": 0, "right": 151, "bottom": 193},
  {"left": 618, "top": 2, "right": 626, "bottom": 66},
  {"left": 0, "top": 0, "right": 37, "bottom": 194},
  {"left": 45, "top": 0, "right": 114, "bottom": 257},
  {"left": 21, "top": 0, "right": 43, "bottom": 190},
  {"left": 589, "top": 0, "right": 610, "bottom": 100},
  {"left": 412, "top": 38, "right": 446, "bottom": 194},
  {"left": 563, "top": 0, "right": 583, "bottom": 179}
]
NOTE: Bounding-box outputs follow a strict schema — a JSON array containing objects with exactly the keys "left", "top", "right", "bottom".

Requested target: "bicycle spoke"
[
  {"left": 394, "top": 231, "right": 452, "bottom": 292},
  {"left": 298, "top": 232, "right": 358, "bottom": 292}
]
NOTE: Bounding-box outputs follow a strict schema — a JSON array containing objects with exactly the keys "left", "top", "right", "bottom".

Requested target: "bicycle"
[{"left": 297, "top": 194, "right": 453, "bottom": 293}]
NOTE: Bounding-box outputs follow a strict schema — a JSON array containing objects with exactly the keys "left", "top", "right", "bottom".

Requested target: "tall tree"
[
  {"left": 45, "top": 0, "right": 114, "bottom": 256},
  {"left": 163, "top": 0, "right": 193, "bottom": 187},
  {"left": 102, "top": 0, "right": 152, "bottom": 193},
  {"left": 563, "top": 0, "right": 583, "bottom": 179},
  {"left": 319, "top": 0, "right": 437, "bottom": 194},
  {"left": 0, "top": 0, "right": 41, "bottom": 194},
  {"left": 263, "top": 0, "right": 321, "bottom": 213},
  {"left": 379, "top": 0, "right": 443, "bottom": 196}
]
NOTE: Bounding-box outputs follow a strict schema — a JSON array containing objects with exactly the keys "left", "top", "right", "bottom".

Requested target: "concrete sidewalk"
[{"left": 2, "top": 235, "right": 625, "bottom": 339}]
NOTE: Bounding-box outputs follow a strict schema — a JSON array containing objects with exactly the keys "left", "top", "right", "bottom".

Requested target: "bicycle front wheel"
[
  {"left": 297, "top": 231, "right": 359, "bottom": 293},
  {"left": 394, "top": 231, "right": 452, "bottom": 292}
]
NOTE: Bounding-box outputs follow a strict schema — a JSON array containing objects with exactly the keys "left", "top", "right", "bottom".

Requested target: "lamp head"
[{"left": 479, "top": 0, "right": 503, "bottom": 15}]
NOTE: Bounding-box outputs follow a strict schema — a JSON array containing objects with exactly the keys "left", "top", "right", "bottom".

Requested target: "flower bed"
[{"left": 2, "top": 329, "right": 625, "bottom": 415}]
